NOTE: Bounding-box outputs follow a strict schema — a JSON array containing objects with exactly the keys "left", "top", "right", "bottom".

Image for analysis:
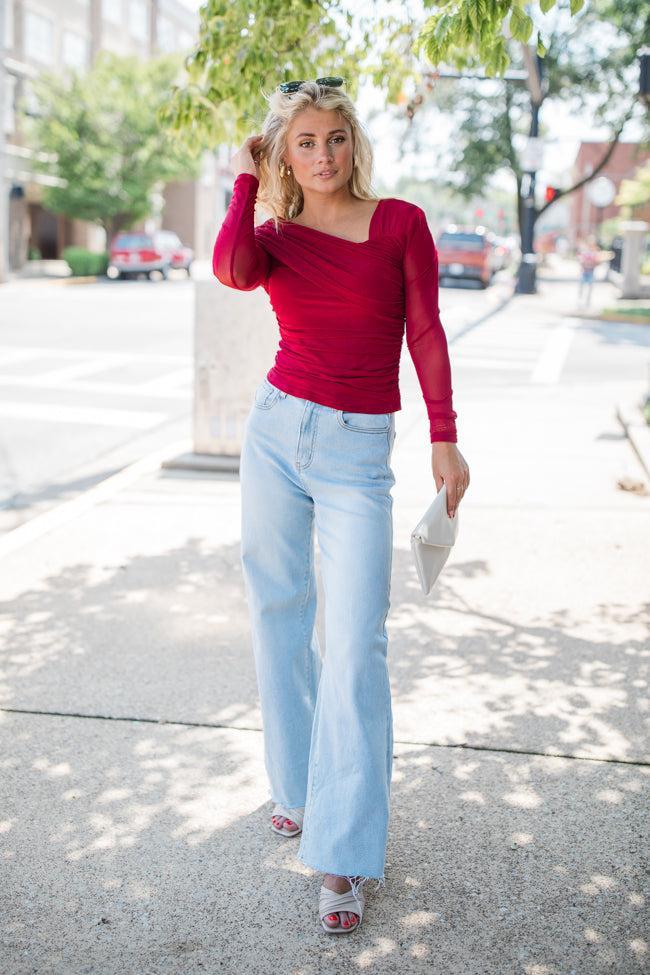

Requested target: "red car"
[
  {"left": 108, "top": 230, "right": 193, "bottom": 280},
  {"left": 437, "top": 226, "right": 497, "bottom": 288},
  {"left": 153, "top": 230, "right": 194, "bottom": 275}
]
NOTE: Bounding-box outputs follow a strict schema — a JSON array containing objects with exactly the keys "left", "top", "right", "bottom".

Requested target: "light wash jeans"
[{"left": 239, "top": 376, "right": 397, "bottom": 885}]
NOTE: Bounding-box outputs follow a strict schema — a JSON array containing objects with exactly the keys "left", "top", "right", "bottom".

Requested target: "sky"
[{"left": 176, "top": 0, "right": 643, "bottom": 194}]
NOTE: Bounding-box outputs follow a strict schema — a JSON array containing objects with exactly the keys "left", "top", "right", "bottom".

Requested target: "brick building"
[{"left": 569, "top": 141, "right": 650, "bottom": 245}]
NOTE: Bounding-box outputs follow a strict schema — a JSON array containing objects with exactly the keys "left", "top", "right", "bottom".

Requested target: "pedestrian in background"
[{"left": 576, "top": 234, "right": 601, "bottom": 307}]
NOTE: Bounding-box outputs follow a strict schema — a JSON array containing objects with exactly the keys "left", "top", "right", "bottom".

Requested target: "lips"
[{"left": 316, "top": 170, "right": 337, "bottom": 177}]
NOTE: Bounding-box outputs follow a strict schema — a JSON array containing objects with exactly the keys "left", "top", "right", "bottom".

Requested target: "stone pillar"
[
  {"left": 620, "top": 220, "right": 649, "bottom": 299},
  {"left": 163, "top": 275, "right": 278, "bottom": 472}
]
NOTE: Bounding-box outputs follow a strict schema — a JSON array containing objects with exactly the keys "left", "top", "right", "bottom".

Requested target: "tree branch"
[{"left": 537, "top": 102, "right": 637, "bottom": 217}]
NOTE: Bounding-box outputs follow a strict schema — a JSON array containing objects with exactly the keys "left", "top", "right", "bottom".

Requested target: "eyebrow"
[{"left": 295, "top": 129, "right": 347, "bottom": 138}]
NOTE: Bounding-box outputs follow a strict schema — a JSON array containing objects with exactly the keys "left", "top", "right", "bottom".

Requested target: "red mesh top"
[{"left": 213, "top": 172, "right": 458, "bottom": 443}]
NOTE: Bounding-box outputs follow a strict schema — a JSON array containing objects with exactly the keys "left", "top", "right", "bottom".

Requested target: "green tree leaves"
[
  {"left": 24, "top": 52, "right": 200, "bottom": 239},
  {"left": 509, "top": 5, "right": 534, "bottom": 42}
]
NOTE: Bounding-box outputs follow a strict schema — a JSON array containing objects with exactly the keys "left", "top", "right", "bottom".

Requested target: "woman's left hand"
[{"left": 431, "top": 442, "right": 470, "bottom": 518}]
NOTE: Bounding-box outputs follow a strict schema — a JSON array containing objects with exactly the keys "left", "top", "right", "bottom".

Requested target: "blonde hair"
[{"left": 253, "top": 81, "right": 378, "bottom": 233}]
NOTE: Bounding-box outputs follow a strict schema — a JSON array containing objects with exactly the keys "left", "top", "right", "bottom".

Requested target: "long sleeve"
[
  {"left": 212, "top": 172, "right": 271, "bottom": 290},
  {"left": 403, "top": 207, "right": 458, "bottom": 443}
]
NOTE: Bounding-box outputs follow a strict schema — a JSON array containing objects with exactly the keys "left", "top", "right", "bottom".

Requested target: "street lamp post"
[
  {"left": 0, "top": 4, "right": 8, "bottom": 283},
  {"left": 515, "top": 52, "right": 545, "bottom": 295}
]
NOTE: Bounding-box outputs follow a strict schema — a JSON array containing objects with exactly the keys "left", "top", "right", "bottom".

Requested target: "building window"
[
  {"left": 62, "top": 31, "right": 88, "bottom": 69},
  {"left": 19, "top": 79, "right": 42, "bottom": 118},
  {"left": 157, "top": 17, "right": 193, "bottom": 52},
  {"left": 4, "top": 75, "right": 16, "bottom": 136},
  {"left": 102, "top": 0, "right": 123, "bottom": 26},
  {"left": 24, "top": 10, "right": 55, "bottom": 65},
  {"left": 157, "top": 15, "right": 175, "bottom": 52},
  {"left": 4, "top": 0, "right": 14, "bottom": 51},
  {"left": 128, "top": 0, "right": 149, "bottom": 41}
]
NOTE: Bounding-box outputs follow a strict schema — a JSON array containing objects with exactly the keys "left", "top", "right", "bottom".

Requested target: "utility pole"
[
  {"left": 515, "top": 49, "right": 545, "bottom": 294},
  {"left": 416, "top": 38, "right": 546, "bottom": 295},
  {"left": 0, "top": 2, "right": 8, "bottom": 283}
]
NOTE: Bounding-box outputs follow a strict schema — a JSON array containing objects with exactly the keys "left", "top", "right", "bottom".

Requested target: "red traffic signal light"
[{"left": 545, "top": 186, "right": 560, "bottom": 203}]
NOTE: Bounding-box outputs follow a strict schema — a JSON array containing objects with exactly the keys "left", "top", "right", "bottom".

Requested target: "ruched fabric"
[{"left": 213, "top": 172, "right": 458, "bottom": 443}]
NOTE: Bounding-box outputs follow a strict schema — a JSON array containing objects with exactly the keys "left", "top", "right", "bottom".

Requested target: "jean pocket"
[
  {"left": 337, "top": 410, "right": 391, "bottom": 433},
  {"left": 253, "top": 378, "right": 281, "bottom": 410}
]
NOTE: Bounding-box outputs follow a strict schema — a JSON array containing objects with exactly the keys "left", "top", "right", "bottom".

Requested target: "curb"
[
  {"left": 572, "top": 310, "right": 650, "bottom": 325},
  {"left": 616, "top": 398, "right": 650, "bottom": 486},
  {"left": 56, "top": 275, "right": 100, "bottom": 286},
  {"left": 3, "top": 274, "right": 100, "bottom": 288},
  {"left": 0, "top": 437, "right": 191, "bottom": 559}
]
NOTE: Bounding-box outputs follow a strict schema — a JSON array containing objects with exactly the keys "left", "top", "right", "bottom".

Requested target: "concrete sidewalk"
[{"left": 1, "top": 280, "right": 649, "bottom": 974}]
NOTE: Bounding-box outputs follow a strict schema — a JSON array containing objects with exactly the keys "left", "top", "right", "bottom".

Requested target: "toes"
[
  {"left": 341, "top": 910, "right": 354, "bottom": 928},
  {"left": 323, "top": 910, "right": 359, "bottom": 929},
  {"left": 272, "top": 814, "right": 299, "bottom": 832}
]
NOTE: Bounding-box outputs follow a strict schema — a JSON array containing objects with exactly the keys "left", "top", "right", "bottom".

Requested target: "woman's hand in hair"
[{"left": 230, "top": 135, "right": 264, "bottom": 180}]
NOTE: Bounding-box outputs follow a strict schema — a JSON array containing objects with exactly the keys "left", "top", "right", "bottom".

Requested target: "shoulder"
[
  {"left": 380, "top": 197, "right": 422, "bottom": 218},
  {"left": 379, "top": 197, "right": 431, "bottom": 237}
]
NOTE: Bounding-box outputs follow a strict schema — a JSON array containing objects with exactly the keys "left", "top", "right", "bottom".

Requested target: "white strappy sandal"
[
  {"left": 270, "top": 802, "right": 304, "bottom": 836},
  {"left": 319, "top": 876, "right": 367, "bottom": 934}
]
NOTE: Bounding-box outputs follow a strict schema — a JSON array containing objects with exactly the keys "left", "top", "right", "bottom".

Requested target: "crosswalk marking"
[
  {"left": 137, "top": 367, "right": 193, "bottom": 393},
  {"left": 452, "top": 354, "right": 535, "bottom": 370},
  {"left": 0, "top": 401, "right": 168, "bottom": 429},
  {"left": 0, "top": 374, "right": 190, "bottom": 399},
  {"left": 530, "top": 319, "right": 580, "bottom": 384},
  {"left": 24, "top": 357, "right": 133, "bottom": 384},
  {"left": 0, "top": 345, "right": 192, "bottom": 365}
]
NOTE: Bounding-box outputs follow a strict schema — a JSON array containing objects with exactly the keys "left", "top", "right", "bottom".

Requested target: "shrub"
[{"left": 62, "top": 247, "right": 109, "bottom": 277}]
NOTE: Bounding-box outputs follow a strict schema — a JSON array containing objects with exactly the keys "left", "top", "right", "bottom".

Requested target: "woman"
[
  {"left": 577, "top": 234, "right": 600, "bottom": 307},
  {"left": 213, "top": 78, "right": 470, "bottom": 934}
]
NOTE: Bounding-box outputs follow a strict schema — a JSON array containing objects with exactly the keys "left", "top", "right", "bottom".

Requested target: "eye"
[{"left": 298, "top": 136, "right": 346, "bottom": 148}]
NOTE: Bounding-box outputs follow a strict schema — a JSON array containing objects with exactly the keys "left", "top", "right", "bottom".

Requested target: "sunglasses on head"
[{"left": 278, "top": 76, "right": 345, "bottom": 94}]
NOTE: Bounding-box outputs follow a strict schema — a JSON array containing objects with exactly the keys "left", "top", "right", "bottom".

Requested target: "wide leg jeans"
[{"left": 239, "top": 377, "right": 397, "bottom": 882}]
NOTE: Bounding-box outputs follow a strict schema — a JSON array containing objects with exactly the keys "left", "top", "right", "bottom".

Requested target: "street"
[{"left": 0, "top": 276, "right": 194, "bottom": 534}]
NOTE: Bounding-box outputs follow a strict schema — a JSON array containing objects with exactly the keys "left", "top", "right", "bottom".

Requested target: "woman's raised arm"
[{"left": 212, "top": 172, "right": 271, "bottom": 291}]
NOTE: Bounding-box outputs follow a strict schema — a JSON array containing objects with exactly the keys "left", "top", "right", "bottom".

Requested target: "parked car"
[
  {"left": 437, "top": 226, "right": 498, "bottom": 288},
  {"left": 108, "top": 232, "right": 170, "bottom": 280},
  {"left": 108, "top": 230, "right": 194, "bottom": 280},
  {"left": 152, "top": 230, "right": 193, "bottom": 275},
  {"left": 490, "top": 235, "right": 515, "bottom": 271}
]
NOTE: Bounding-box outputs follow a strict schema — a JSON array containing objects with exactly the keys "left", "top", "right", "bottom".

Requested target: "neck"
[{"left": 297, "top": 185, "right": 356, "bottom": 225}]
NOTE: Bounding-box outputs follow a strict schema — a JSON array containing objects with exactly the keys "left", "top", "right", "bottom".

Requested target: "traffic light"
[{"left": 545, "top": 186, "right": 560, "bottom": 203}]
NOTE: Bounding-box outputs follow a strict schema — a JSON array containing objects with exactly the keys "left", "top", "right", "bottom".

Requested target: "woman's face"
[{"left": 282, "top": 106, "right": 354, "bottom": 194}]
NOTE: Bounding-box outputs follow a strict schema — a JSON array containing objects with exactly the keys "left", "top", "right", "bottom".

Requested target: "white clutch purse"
[{"left": 410, "top": 482, "right": 459, "bottom": 595}]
